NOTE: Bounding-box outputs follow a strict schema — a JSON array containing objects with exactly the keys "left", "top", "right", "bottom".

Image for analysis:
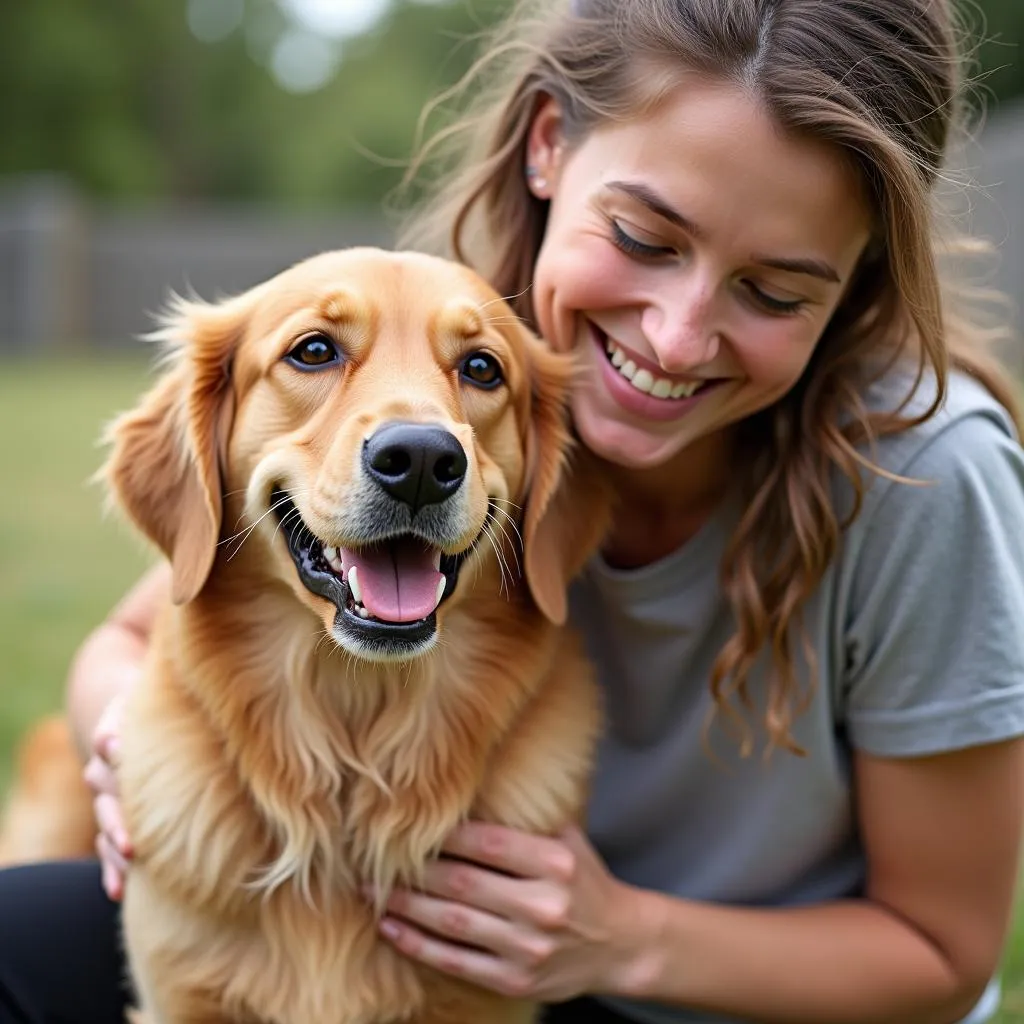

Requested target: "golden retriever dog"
[{"left": 104, "top": 248, "right": 610, "bottom": 1024}]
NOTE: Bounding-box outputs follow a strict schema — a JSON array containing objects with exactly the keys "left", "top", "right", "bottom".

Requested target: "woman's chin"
[{"left": 571, "top": 406, "right": 688, "bottom": 471}]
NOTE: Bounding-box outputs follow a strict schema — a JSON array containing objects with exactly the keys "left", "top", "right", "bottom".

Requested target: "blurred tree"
[
  {"left": 963, "top": 0, "right": 1024, "bottom": 115},
  {"left": 0, "top": 0, "right": 504, "bottom": 204},
  {"left": 0, "top": 0, "right": 277, "bottom": 199},
  {"left": 0, "top": 0, "right": 1019, "bottom": 206}
]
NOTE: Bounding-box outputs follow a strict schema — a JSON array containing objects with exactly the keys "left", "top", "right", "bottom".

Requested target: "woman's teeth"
[{"left": 605, "top": 338, "right": 704, "bottom": 399}]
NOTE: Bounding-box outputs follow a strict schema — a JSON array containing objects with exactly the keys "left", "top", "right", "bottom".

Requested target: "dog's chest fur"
[{"left": 119, "top": 585, "right": 598, "bottom": 1024}]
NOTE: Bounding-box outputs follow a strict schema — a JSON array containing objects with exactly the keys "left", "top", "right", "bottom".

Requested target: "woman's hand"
[
  {"left": 372, "top": 822, "right": 658, "bottom": 1002},
  {"left": 82, "top": 693, "right": 133, "bottom": 900}
]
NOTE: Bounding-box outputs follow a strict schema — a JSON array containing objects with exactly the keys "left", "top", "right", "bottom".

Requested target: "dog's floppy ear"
[
  {"left": 104, "top": 295, "right": 245, "bottom": 605},
  {"left": 521, "top": 336, "right": 612, "bottom": 625}
]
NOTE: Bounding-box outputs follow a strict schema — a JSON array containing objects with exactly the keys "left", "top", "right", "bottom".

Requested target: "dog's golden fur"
[
  {"left": 103, "top": 249, "right": 610, "bottom": 1024},
  {"left": 0, "top": 715, "right": 95, "bottom": 867}
]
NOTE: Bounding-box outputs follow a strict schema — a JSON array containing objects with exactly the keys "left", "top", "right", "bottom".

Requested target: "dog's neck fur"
[{"left": 158, "top": 517, "right": 556, "bottom": 903}]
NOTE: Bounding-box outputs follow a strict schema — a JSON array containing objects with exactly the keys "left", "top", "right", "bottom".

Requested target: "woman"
[{"left": 3, "top": 1, "right": 1024, "bottom": 1022}]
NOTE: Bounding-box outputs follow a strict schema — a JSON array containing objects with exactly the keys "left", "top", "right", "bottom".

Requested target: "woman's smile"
[{"left": 587, "top": 320, "right": 729, "bottom": 423}]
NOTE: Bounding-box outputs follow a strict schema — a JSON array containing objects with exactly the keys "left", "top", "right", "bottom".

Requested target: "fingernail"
[
  {"left": 102, "top": 866, "right": 119, "bottom": 901},
  {"left": 380, "top": 918, "right": 400, "bottom": 940}
]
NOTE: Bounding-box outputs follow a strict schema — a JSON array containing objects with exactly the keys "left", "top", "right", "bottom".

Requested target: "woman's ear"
[{"left": 524, "top": 95, "right": 566, "bottom": 200}]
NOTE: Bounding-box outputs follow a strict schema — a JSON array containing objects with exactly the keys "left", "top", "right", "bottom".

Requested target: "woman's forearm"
[
  {"left": 618, "top": 889, "right": 985, "bottom": 1024},
  {"left": 65, "top": 564, "right": 170, "bottom": 761}
]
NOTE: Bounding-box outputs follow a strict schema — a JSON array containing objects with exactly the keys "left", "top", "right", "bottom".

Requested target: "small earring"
[{"left": 526, "top": 165, "right": 549, "bottom": 195}]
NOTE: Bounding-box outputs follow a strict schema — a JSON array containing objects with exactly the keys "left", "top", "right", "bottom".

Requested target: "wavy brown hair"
[{"left": 397, "top": 0, "right": 1021, "bottom": 754}]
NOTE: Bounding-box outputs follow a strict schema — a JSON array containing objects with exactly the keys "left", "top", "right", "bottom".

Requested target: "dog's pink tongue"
[{"left": 340, "top": 540, "right": 442, "bottom": 623}]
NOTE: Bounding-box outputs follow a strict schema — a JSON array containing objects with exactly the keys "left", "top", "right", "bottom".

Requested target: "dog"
[{"left": 104, "top": 248, "right": 610, "bottom": 1024}]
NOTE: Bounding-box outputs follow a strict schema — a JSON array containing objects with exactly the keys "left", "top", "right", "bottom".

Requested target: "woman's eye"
[
  {"left": 460, "top": 351, "right": 503, "bottom": 389},
  {"left": 285, "top": 333, "right": 341, "bottom": 369},
  {"left": 742, "top": 282, "right": 806, "bottom": 316},
  {"left": 610, "top": 219, "right": 676, "bottom": 260}
]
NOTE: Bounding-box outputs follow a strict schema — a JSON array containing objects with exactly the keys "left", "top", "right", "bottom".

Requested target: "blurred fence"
[
  {"left": 0, "top": 177, "right": 390, "bottom": 353},
  {"left": 947, "top": 101, "right": 1024, "bottom": 376},
  {"left": 1, "top": 102, "right": 1023, "bottom": 361}
]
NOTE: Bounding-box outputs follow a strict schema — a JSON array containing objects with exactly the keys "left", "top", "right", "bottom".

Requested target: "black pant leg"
[
  {"left": 545, "top": 996, "right": 639, "bottom": 1022},
  {"left": 0, "top": 860, "right": 128, "bottom": 1024}
]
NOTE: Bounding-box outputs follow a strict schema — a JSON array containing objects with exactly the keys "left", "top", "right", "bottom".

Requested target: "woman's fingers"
[
  {"left": 84, "top": 692, "right": 134, "bottom": 902},
  {"left": 91, "top": 693, "right": 124, "bottom": 764},
  {"left": 83, "top": 754, "right": 118, "bottom": 798},
  {"left": 441, "top": 822, "right": 577, "bottom": 882},
  {"left": 377, "top": 916, "right": 528, "bottom": 996},
  {"left": 380, "top": 888, "right": 535, "bottom": 960},
  {"left": 93, "top": 792, "right": 131, "bottom": 856},
  {"left": 96, "top": 834, "right": 128, "bottom": 901}
]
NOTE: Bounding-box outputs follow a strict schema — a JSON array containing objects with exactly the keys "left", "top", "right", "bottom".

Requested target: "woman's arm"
[
  {"left": 68, "top": 562, "right": 169, "bottom": 898},
  {"left": 66, "top": 563, "right": 170, "bottom": 762},
  {"left": 375, "top": 737, "right": 1024, "bottom": 1023},
  {"left": 621, "top": 738, "right": 1024, "bottom": 1022}
]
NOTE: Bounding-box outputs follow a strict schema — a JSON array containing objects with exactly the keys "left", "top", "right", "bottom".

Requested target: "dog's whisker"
[
  {"left": 487, "top": 512, "right": 520, "bottom": 568},
  {"left": 488, "top": 513, "right": 524, "bottom": 581},
  {"left": 223, "top": 490, "right": 312, "bottom": 561},
  {"left": 272, "top": 506, "right": 306, "bottom": 548},
  {"left": 478, "top": 317, "right": 527, "bottom": 327},
  {"left": 488, "top": 519, "right": 522, "bottom": 583},
  {"left": 481, "top": 523, "right": 504, "bottom": 590},
  {"left": 482, "top": 523, "right": 513, "bottom": 599},
  {"left": 313, "top": 626, "right": 336, "bottom": 656},
  {"left": 489, "top": 504, "right": 524, "bottom": 555},
  {"left": 492, "top": 496, "right": 523, "bottom": 514},
  {"left": 476, "top": 282, "right": 533, "bottom": 313}
]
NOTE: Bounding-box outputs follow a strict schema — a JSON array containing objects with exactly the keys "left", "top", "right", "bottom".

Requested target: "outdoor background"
[{"left": 2, "top": 0, "right": 1024, "bottom": 1016}]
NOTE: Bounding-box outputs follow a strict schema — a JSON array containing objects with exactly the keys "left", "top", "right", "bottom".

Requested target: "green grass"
[
  {"left": 0, "top": 354, "right": 154, "bottom": 792},
  {"left": 0, "top": 354, "right": 1022, "bottom": 1020}
]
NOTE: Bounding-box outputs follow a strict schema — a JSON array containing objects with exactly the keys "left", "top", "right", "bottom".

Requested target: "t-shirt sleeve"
[{"left": 843, "top": 408, "right": 1024, "bottom": 757}]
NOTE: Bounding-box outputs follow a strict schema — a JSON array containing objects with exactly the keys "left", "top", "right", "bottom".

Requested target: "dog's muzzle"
[{"left": 272, "top": 422, "right": 491, "bottom": 661}]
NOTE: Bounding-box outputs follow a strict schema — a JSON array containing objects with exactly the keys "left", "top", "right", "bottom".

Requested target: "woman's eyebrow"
[
  {"left": 605, "top": 180, "right": 706, "bottom": 238},
  {"left": 749, "top": 254, "right": 841, "bottom": 283},
  {"left": 605, "top": 179, "right": 842, "bottom": 284}
]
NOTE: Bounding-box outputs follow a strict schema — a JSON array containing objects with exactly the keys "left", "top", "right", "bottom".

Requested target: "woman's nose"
[{"left": 640, "top": 281, "right": 721, "bottom": 373}]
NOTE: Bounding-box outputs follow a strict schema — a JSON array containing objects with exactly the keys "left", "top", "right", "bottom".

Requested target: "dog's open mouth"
[{"left": 271, "top": 488, "right": 477, "bottom": 652}]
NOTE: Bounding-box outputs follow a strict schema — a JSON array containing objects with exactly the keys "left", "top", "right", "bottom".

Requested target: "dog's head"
[{"left": 105, "top": 248, "right": 607, "bottom": 662}]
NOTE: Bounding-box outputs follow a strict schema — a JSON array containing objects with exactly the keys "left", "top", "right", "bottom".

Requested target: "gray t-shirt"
[{"left": 570, "top": 369, "right": 1024, "bottom": 1024}]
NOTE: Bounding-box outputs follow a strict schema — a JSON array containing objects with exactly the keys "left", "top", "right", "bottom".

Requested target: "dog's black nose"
[{"left": 363, "top": 422, "right": 467, "bottom": 511}]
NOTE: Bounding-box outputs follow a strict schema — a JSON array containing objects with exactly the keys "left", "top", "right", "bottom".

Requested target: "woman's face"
[{"left": 529, "top": 77, "right": 873, "bottom": 471}]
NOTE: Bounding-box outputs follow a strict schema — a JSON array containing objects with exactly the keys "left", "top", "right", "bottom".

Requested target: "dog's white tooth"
[
  {"left": 348, "top": 566, "right": 363, "bottom": 604},
  {"left": 432, "top": 550, "right": 442, "bottom": 571},
  {"left": 330, "top": 554, "right": 344, "bottom": 572},
  {"left": 324, "top": 545, "right": 337, "bottom": 561},
  {"left": 434, "top": 576, "right": 446, "bottom": 609},
  {"left": 357, "top": 605, "right": 370, "bottom": 619}
]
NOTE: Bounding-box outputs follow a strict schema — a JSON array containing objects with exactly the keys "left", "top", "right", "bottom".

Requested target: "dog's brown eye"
[
  {"left": 460, "top": 351, "right": 503, "bottom": 390},
  {"left": 286, "top": 333, "right": 340, "bottom": 370}
]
